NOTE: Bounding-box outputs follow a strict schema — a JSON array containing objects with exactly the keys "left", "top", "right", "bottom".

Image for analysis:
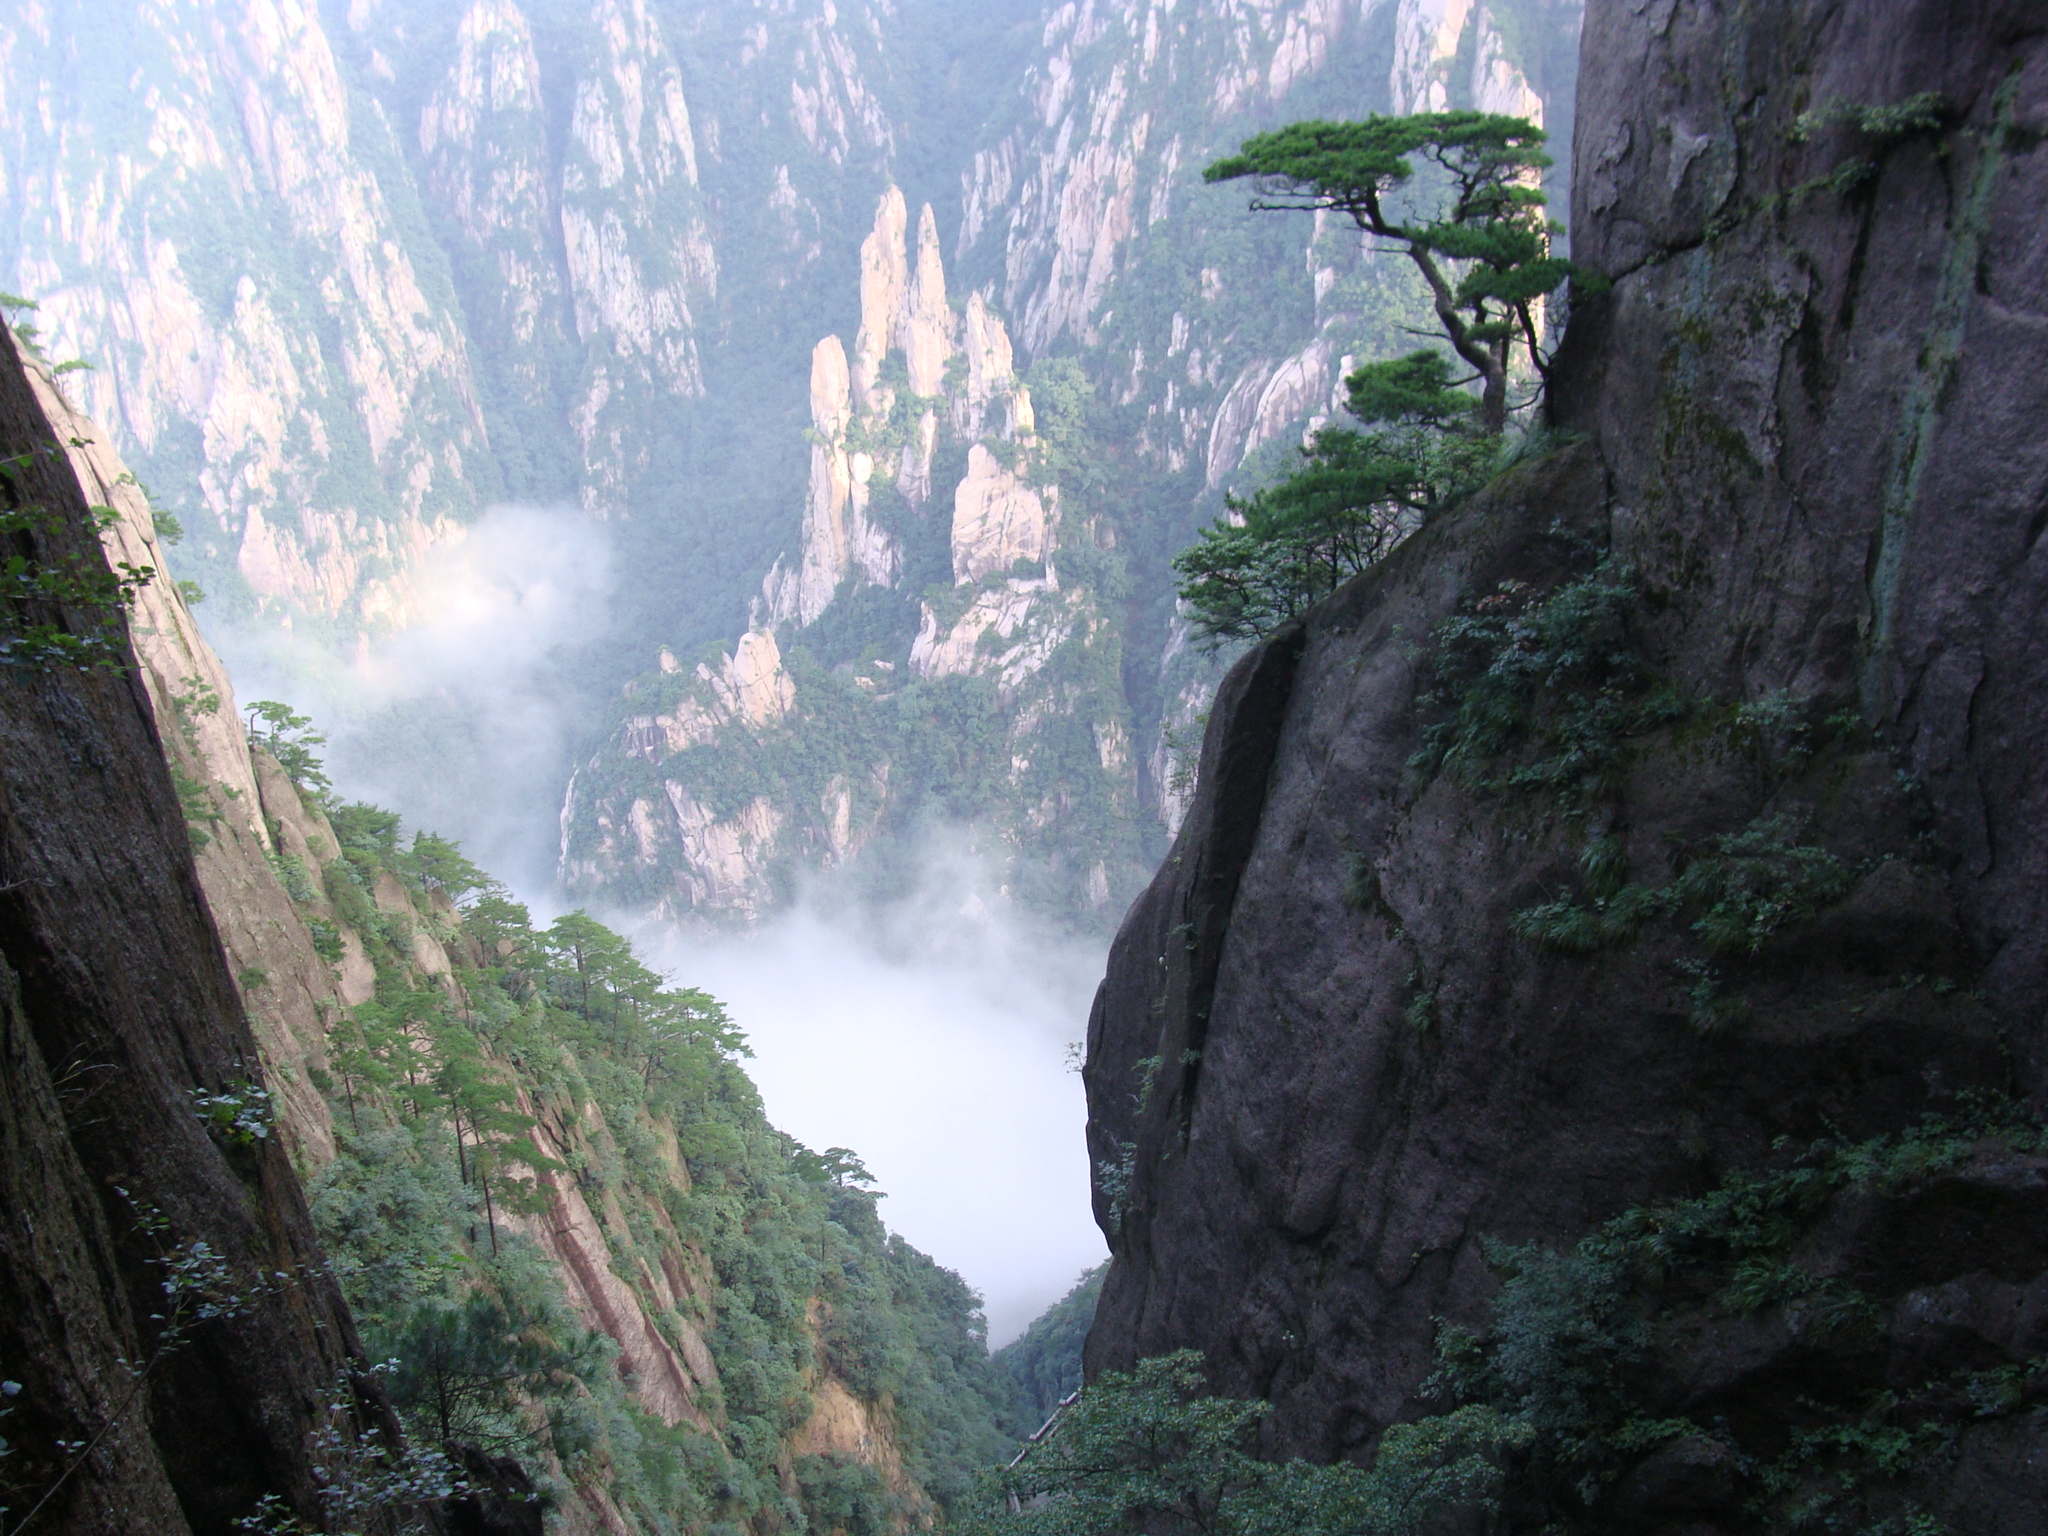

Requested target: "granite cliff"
[
  {"left": 1085, "top": 0, "right": 2048, "bottom": 1529},
  {"left": 553, "top": 0, "right": 1579, "bottom": 927},
  {"left": 0, "top": 329, "right": 398, "bottom": 1534}
]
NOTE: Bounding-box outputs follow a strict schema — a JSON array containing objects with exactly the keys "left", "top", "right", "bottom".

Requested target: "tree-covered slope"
[
  {"left": 995, "top": 1264, "right": 1105, "bottom": 1426},
  {"left": 11, "top": 344, "right": 1033, "bottom": 1534},
  {"left": 288, "top": 784, "right": 1027, "bottom": 1531}
]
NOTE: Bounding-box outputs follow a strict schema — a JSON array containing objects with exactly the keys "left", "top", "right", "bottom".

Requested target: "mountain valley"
[{"left": 7, "top": 0, "right": 2046, "bottom": 1533}]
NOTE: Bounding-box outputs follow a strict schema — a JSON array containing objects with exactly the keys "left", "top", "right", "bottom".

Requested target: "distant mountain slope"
[
  {"left": 0, "top": 0, "right": 1583, "bottom": 928},
  {"left": 996, "top": 1262, "right": 1105, "bottom": 1425}
]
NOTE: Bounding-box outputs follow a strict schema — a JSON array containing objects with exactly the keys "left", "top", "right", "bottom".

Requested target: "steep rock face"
[
  {"left": 8, "top": 349, "right": 957, "bottom": 1532},
  {"left": 405, "top": 0, "right": 719, "bottom": 519},
  {"left": 24, "top": 350, "right": 347, "bottom": 1163},
  {"left": 951, "top": 0, "right": 1578, "bottom": 854},
  {"left": 567, "top": 181, "right": 1143, "bottom": 923},
  {"left": 416, "top": 0, "right": 581, "bottom": 494},
  {"left": 948, "top": 443, "right": 1053, "bottom": 585},
  {"left": 0, "top": 0, "right": 491, "bottom": 630},
  {"left": 774, "top": 331, "right": 901, "bottom": 627},
  {"left": 0, "top": 332, "right": 391, "bottom": 1534},
  {"left": 0, "top": 0, "right": 894, "bottom": 611},
  {"left": 960, "top": 0, "right": 1559, "bottom": 353},
  {"left": 558, "top": 0, "right": 717, "bottom": 515},
  {"left": 1085, "top": 1, "right": 2048, "bottom": 1527}
]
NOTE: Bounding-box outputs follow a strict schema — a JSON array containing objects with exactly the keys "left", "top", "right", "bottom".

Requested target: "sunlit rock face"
[
  {"left": 776, "top": 329, "right": 899, "bottom": 628},
  {"left": 10, "top": 349, "right": 951, "bottom": 1531},
  {"left": 0, "top": 0, "right": 716, "bottom": 621},
  {"left": 959, "top": 0, "right": 1548, "bottom": 354},
  {"left": 2, "top": 0, "right": 1573, "bottom": 929},
  {"left": 567, "top": 172, "right": 1138, "bottom": 925},
  {"left": 558, "top": 0, "right": 716, "bottom": 515},
  {"left": 949, "top": 443, "right": 1053, "bottom": 586},
  {"left": 0, "top": 0, "right": 490, "bottom": 631},
  {"left": 555, "top": 0, "right": 1571, "bottom": 929}
]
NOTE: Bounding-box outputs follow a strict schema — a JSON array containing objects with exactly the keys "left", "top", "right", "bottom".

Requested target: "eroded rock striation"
[
  {"left": 0, "top": 332, "right": 390, "bottom": 1534},
  {"left": 4, "top": 339, "right": 977, "bottom": 1534},
  {"left": 1086, "top": 1, "right": 2048, "bottom": 1528}
]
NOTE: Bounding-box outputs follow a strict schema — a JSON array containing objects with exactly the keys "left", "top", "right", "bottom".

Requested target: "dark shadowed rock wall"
[
  {"left": 0, "top": 331, "right": 401, "bottom": 1534},
  {"left": 1085, "top": 0, "right": 2048, "bottom": 1527}
]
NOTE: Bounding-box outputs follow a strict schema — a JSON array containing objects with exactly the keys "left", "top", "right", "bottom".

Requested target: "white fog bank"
[
  {"left": 207, "top": 503, "right": 614, "bottom": 898},
  {"left": 202, "top": 524, "right": 1111, "bottom": 1346},
  {"left": 649, "top": 841, "right": 1110, "bottom": 1346}
]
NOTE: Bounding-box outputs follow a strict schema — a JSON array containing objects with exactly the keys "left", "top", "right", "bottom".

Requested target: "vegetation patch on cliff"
[
  {"left": 248, "top": 727, "right": 1032, "bottom": 1533},
  {"left": 1418, "top": 1096, "right": 2048, "bottom": 1531},
  {"left": 979, "top": 1101, "right": 2048, "bottom": 1536}
]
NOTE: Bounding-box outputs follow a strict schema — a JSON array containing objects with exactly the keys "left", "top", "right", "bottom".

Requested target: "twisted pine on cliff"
[
  {"left": 1172, "top": 352, "right": 1491, "bottom": 643},
  {"left": 1174, "top": 114, "right": 1604, "bottom": 646},
  {"left": 1205, "top": 112, "right": 1589, "bottom": 434}
]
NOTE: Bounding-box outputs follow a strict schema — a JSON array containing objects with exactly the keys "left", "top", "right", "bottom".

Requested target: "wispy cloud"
[
  {"left": 209, "top": 540, "right": 1109, "bottom": 1345},
  {"left": 207, "top": 503, "right": 614, "bottom": 898},
  {"left": 646, "top": 827, "right": 1110, "bottom": 1345}
]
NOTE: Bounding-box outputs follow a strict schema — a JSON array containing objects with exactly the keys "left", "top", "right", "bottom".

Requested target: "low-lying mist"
[
  {"left": 210, "top": 503, "right": 615, "bottom": 896},
  {"left": 643, "top": 831, "right": 1110, "bottom": 1346},
  {"left": 205, "top": 525, "right": 1109, "bottom": 1344}
]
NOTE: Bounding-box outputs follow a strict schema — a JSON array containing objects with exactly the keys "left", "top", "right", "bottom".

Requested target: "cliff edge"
[
  {"left": 0, "top": 333, "right": 396, "bottom": 1531},
  {"left": 1085, "top": 2, "right": 2048, "bottom": 1529}
]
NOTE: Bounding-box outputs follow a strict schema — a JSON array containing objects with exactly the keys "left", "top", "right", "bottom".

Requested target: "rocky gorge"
[
  {"left": 10, "top": 0, "right": 2048, "bottom": 1531},
  {"left": 2, "top": 336, "right": 1027, "bottom": 1532}
]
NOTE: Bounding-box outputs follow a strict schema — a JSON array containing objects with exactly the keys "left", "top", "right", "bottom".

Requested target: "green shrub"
[
  {"left": 0, "top": 445, "right": 156, "bottom": 670},
  {"left": 289, "top": 786, "right": 1021, "bottom": 1531},
  {"left": 1422, "top": 1099, "right": 2048, "bottom": 1524},
  {"left": 1511, "top": 812, "right": 1857, "bottom": 959},
  {"left": 1412, "top": 559, "right": 1682, "bottom": 805},
  {"left": 958, "top": 1351, "right": 1520, "bottom": 1536}
]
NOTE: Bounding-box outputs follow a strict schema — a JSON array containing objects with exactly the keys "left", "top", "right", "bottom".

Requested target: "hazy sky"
[{"left": 209, "top": 502, "right": 1108, "bottom": 1345}]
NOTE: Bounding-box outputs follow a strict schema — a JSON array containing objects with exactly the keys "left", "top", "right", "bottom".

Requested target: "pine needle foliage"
[
  {"left": 251, "top": 742, "right": 1022, "bottom": 1532},
  {"left": 1206, "top": 112, "right": 1600, "bottom": 432},
  {"left": 1172, "top": 352, "right": 1491, "bottom": 645},
  {"left": 958, "top": 1352, "right": 1519, "bottom": 1536}
]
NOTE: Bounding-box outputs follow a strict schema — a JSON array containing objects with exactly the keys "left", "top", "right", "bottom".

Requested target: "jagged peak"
[{"left": 852, "top": 184, "right": 911, "bottom": 413}]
